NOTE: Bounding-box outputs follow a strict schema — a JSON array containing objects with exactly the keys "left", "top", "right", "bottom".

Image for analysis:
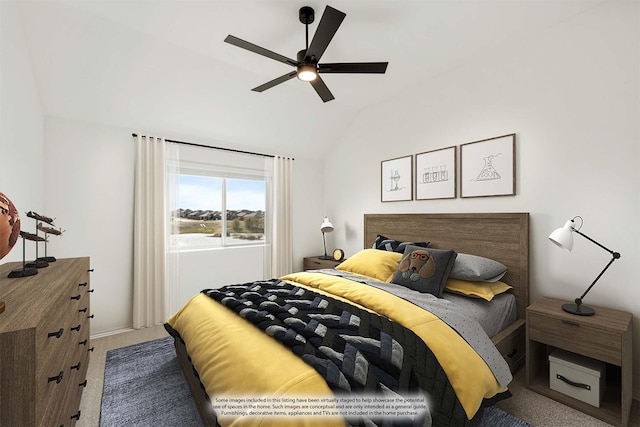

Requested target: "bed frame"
[
  {"left": 364, "top": 212, "right": 529, "bottom": 372},
  {"left": 173, "top": 212, "right": 530, "bottom": 426}
]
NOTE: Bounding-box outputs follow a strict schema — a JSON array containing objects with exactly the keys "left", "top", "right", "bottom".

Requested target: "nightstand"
[
  {"left": 303, "top": 256, "right": 342, "bottom": 270},
  {"left": 526, "top": 297, "right": 632, "bottom": 426}
]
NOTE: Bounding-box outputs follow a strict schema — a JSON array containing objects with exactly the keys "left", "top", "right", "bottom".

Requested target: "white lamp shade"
[
  {"left": 548, "top": 219, "right": 574, "bottom": 252},
  {"left": 320, "top": 217, "right": 334, "bottom": 233}
]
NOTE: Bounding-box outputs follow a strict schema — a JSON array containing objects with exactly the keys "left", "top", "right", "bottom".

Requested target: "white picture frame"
[
  {"left": 460, "top": 134, "right": 515, "bottom": 198},
  {"left": 381, "top": 155, "right": 413, "bottom": 202},
  {"left": 415, "top": 146, "right": 457, "bottom": 200}
]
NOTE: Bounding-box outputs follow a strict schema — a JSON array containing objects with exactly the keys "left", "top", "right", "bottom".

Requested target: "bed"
[{"left": 165, "top": 212, "right": 529, "bottom": 427}]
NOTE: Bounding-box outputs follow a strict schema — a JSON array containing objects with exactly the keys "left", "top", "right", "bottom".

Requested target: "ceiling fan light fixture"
[{"left": 297, "top": 64, "right": 317, "bottom": 81}]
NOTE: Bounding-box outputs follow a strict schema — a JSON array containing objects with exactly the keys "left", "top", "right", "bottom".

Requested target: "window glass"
[
  {"left": 225, "top": 178, "right": 265, "bottom": 245},
  {"left": 172, "top": 173, "right": 266, "bottom": 250}
]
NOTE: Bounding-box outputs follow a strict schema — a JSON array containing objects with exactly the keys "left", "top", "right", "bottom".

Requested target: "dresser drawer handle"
[
  {"left": 71, "top": 324, "right": 81, "bottom": 332},
  {"left": 88, "top": 314, "right": 94, "bottom": 319},
  {"left": 78, "top": 307, "right": 87, "bottom": 313},
  {"left": 557, "top": 374, "right": 591, "bottom": 390},
  {"left": 70, "top": 411, "right": 81, "bottom": 421},
  {"left": 88, "top": 289, "right": 95, "bottom": 293},
  {"left": 71, "top": 362, "right": 81, "bottom": 371},
  {"left": 88, "top": 346, "right": 95, "bottom": 352},
  {"left": 79, "top": 380, "right": 87, "bottom": 388},
  {"left": 78, "top": 282, "right": 88, "bottom": 287},
  {"left": 48, "top": 328, "right": 64, "bottom": 339},
  {"left": 70, "top": 294, "right": 81, "bottom": 301},
  {"left": 48, "top": 371, "right": 64, "bottom": 383},
  {"left": 561, "top": 319, "right": 580, "bottom": 327},
  {"left": 79, "top": 339, "right": 87, "bottom": 346},
  {"left": 88, "top": 269, "right": 94, "bottom": 272}
]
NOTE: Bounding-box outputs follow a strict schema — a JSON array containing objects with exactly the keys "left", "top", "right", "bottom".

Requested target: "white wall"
[
  {"left": 324, "top": 2, "right": 640, "bottom": 398},
  {"left": 42, "top": 116, "right": 325, "bottom": 334},
  {"left": 0, "top": 0, "right": 45, "bottom": 264},
  {"left": 43, "top": 117, "right": 136, "bottom": 334}
]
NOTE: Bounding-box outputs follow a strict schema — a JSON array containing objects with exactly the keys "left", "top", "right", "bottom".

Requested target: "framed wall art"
[
  {"left": 460, "top": 133, "right": 515, "bottom": 198},
  {"left": 415, "top": 146, "right": 457, "bottom": 200},
  {"left": 381, "top": 155, "right": 413, "bottom": 202}
]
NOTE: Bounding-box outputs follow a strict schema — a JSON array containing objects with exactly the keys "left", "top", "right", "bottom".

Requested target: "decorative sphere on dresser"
[{"left": 0, "top": 192, "right": 20, "bottom": 260}]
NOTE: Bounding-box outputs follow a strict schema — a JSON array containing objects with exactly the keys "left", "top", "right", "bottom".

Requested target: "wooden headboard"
[{"left": 364, "top": 213, "right": 529, "bottom": 320}]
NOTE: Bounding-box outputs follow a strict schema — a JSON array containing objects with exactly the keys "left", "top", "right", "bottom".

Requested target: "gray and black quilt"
[{"left": 203, "top": 279, "right": 509, "bottom": 427}]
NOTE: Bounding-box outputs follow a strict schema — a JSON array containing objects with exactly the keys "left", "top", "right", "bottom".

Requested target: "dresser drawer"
[
  {"left": 528, "top": 312, "right": 622, "bottom": 365},
  {"left": 0, "top": 257, "right": 92, "bottom": 427}
]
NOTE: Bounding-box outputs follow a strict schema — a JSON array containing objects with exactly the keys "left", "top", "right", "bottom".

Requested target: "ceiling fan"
[{"left": 224, "top": 5, "right": 388, "bottom": 102}]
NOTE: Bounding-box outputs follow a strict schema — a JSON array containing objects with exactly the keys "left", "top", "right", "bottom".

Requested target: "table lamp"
[
  {"left": 319, "top": 216, "right": 334, "bottom": 260},
  {"left": 548, "top": 216, "right": 621, "bottom": 316}
]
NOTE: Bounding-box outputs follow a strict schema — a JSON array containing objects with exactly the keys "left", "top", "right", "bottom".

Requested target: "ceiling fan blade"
[
  {"left": 304, "top": 6, "right": 346, "bottom": 63},
  {"left": 252, "top": 71, "right": 298, "bottom": 92},
  {"left": 309, "top": 76, "right": 335, "bottom": 102},
  {"left": 225, "top": 35, "right": 298, "bottom": 66},
  {"left": 319, "top": 62, "right": 388, "bottom": 74}
]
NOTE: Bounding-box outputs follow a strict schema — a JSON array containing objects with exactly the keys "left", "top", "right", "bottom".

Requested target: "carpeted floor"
[{"left": 99, "top": 336, "right": 530, "bottom": 427}]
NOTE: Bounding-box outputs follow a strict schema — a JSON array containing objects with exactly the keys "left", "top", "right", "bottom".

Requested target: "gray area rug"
[
  {"left": 100, "top": 336, "right": 203, "bottom": 426},
  {"left": 100, "top": 336, "right": 531, "bottom": 427}
]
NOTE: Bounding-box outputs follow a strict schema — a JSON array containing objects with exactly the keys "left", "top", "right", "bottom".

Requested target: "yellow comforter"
[{"left": 167, "top": 272, "right": 507, "bottom": 427}]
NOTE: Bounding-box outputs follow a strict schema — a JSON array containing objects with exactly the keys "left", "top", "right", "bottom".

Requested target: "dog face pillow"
[
  {"left": 398, "top": 249, "right": 436, "bottom": 282},
  {"left": 392, "top": 245, "right": 458, "bottom": 297}
]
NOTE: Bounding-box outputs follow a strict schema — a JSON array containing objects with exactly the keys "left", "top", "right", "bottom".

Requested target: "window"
[{"left": 172, "top": 170, "right": 267, "bottom": 251}]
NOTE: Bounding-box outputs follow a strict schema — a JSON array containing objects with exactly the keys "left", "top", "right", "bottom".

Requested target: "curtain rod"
[{"left": 131, "top": 133, "right": 294, "bottom": 160}]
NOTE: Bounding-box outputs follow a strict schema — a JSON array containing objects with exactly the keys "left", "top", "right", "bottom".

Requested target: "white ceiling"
[{"left": 16, "top": 0, "right": 604, "bottom": 158}]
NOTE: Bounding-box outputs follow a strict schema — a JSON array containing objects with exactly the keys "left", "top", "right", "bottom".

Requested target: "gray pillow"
[
  {"left": 449, "top": 253, "right": 507, "bottom": 282},
  {"left": 391, "top": 245, "right": 457, "bottom": 297}
]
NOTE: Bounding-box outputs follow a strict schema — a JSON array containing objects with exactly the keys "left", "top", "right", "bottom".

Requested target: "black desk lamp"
[
  {"left": 319, "top": 216, "right": 334, "bottom": 260},
  {"left": 548, "top": 216, "right": 621, "bottom": 316}
]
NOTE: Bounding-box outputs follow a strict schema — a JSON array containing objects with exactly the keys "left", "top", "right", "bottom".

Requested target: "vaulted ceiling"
[{"left": 16, "top": 0, "right": 604, "bottom": 158}]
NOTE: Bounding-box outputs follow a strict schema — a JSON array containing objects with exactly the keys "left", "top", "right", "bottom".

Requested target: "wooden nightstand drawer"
[
  {"left": 303, "top": 256, "right": 341, "bottom": 270},
  {"left": 526, "top": 297, "right": 632, "bottom": 427},
  {"left": 528, "top": 312, "right": 622, "bottom": 365}
]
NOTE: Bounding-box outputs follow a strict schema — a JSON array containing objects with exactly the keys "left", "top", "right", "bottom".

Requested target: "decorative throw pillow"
[
  {"left": 336, "top": 249, "right": 403, "bottom": 282},
  {"left": 444, "top": 278, "right": 512, "bottom": 301},
  {"left": 449, "top": 253, "right": 508, "bottom": 282},
  {"left": 372, "top": 234, "right": 430, "bottom": 253},
  {"left": 391, "top": 245, "right": 457, "bottom": 297}
]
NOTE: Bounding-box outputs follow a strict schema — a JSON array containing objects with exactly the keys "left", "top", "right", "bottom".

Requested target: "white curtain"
[
  {"left": 133, "top": 135, "right": 179, "bottom": 328},
  {"left": 268, "top": 155, "right": 294, "bottom": 278}
]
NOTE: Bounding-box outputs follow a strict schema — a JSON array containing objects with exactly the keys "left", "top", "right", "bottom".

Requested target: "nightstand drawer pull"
[
  {"left": 507, "top": 348, "right": 518, "bottom": 358},
  {"left": 556, "top": 374, "right": 591, "bottom": 390},
  {"left": 48, "top": 328, "right": 64, "bottom": 339},
  {"left": 561, "top": 319, "right": 580, "bottom": 327}
]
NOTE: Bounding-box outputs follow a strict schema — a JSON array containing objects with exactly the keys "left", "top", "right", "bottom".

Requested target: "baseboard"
[{"left": 90, "top": 327, "right": 134, "bottom": 339}]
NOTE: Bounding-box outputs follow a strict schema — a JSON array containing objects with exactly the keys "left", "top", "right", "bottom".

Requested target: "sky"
[{"left": 178, "top": 175, "right": 265, "bottom": 211}]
